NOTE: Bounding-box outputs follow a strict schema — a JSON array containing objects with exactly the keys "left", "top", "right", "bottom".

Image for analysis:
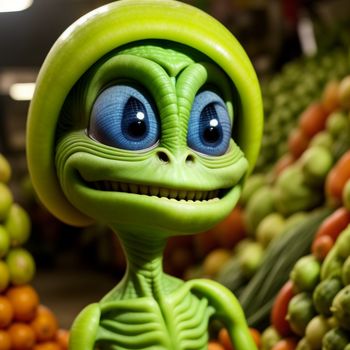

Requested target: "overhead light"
[
  {"left": 0, "top": 0, "right": 33, "bottom": 13},
  {"left": 9, "top": 83, "right": 36, "bottom": 101}
]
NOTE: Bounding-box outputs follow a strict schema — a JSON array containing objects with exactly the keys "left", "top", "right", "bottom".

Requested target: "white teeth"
[
  {"left": 150, "top": 186, "right": 159, "bottom": 196},
  {"left": 111, "top": 182, "right": 119, "bottom": 191},
  {"left": 187, "top": 191, "right": 195, "bottom": 200},
  {"left": 195, "top": 191, "right": 203, "bottom": 200},
  {"left": 120, "top": 183, "right": 129, "bottom": 192},
  {"left": 93, "top": 181, "right": 222, "bottom": 201},
  {"left": 169, "top": 189, "right": 178, "bottom": 199},
  {"left": 178, "top": 190, "right": 187, "bottom": 199},
  {"left": 160, "top": 188, "right": 169, "bottom": 198},
  {"left": 140, "top": 185, "right": 149, "bottom": 195},
  {"left": 129, "top": 184, "right": 139, "bottom": 194}
]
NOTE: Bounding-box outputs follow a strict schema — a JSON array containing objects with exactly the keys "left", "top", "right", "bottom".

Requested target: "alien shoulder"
[{"left": 69, "top": 303, "right": 101, "bottom": 350}]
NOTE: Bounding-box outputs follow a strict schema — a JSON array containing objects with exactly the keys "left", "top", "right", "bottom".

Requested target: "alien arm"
[
  {"left": 188, "top": 279, "right": 257, "bottom": 350},
  {"left": 69, "top": 303, "right": 101, "bottom": 350}
]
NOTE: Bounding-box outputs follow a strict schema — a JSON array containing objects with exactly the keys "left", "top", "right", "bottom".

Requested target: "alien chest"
[{"left": 96, "top": 293, "right": 214, "bottom": 350}]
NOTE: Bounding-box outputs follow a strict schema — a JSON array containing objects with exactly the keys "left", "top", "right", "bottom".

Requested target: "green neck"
[{"left": 108, "top": 225, "right": 169, "bottom": 300}]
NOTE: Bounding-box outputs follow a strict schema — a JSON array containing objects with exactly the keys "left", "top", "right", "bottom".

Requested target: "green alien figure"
[{"left": 26, "top": 0, "right": 263, "bottom": 349}]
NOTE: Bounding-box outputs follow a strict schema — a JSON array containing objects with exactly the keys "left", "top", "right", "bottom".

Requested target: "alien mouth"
[{"left": 90, "top": 181, "right": 226, "bottom": 201}]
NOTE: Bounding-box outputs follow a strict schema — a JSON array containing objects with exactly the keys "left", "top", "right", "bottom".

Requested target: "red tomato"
[
  {"left": 271, "top": 280, "right": 294, "bottom": 337},
  {"left": 314, "top": 207, "right": 350, "bottom": 241},
  {"left": 311, "top": 235, "right": 334, "bottom": 261},
  {"left": 299, "top": 103, "right": 328, "bottom": 138}
]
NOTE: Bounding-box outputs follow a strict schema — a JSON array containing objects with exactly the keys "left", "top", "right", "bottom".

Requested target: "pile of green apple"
[{"left": 0, "top": 154, "right": 35, "bottom": 292}]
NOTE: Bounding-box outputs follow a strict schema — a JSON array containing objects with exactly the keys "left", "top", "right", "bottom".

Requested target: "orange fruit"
[
  {"left": 0, "top": 297, "right": 13, "bottom": 328},
  {"left": 6, "top": 284, "right": 39, "bottom": 322},
  {"left": 33, "top": 341, "right": 62, "bottom": 350},
  {"left": 8, "top": 323, "right": 36, "bottom": 350},
  {"left": 55, "top": 329, "right": 69, "bottom": 350},
  {"left": 31, "top": 306, "right": 58, "bottom": 342},
  {"left": 208, "top": 341, "right": 225, "bottom": 350},
  {"left": 214, "top": 207, "right": 247, "bottom": 249},
  {"left": 249, "top": 328, "right": 262, "bottom": 349},
  {"left": 0, "top": 330, "right": 11, "bottom": 350},
  {"left": 218, "top": 328, "right": 233, "bottom": 350}
]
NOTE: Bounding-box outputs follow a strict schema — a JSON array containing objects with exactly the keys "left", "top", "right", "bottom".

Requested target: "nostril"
[
  {"left": 186, "top": 154, "right": 195, "bottom": 164},
  {"left": 157, "top": 151, "right": 169, "bottom": 163}
]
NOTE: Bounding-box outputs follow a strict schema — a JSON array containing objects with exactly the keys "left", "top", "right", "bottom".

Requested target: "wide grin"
[{"left": 89, "top": 180, "right": 226, "bottom": 201}]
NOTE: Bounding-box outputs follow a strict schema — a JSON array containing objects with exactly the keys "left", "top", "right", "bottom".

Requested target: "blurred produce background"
[{"left": 1, "top": 0, "right": 350, "bottom": 348}]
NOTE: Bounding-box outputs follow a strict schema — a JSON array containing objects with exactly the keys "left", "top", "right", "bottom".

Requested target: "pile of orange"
[
  {"left": 0, "top": 284, "right": 69, "bottom": 350},
  {"left": 0, "top": 154, "right": 69, "bottom": 350}
]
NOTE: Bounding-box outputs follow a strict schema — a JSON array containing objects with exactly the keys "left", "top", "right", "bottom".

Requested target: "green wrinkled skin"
[{"left": 26, "top": 1, "right": 263, "bottom": 349}]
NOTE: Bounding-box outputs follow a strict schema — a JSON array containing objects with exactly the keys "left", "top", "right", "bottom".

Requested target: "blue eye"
[
  {"left": 89, "top": 85, "right": 159, "bottom": 150},
  {"left": 187, "top": 90, "right": 232, "bottom": 156}
]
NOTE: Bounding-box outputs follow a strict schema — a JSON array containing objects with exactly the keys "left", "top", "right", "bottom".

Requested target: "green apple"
[
  {"left": 0, "top": 225, "right": 10, "bottom": 258},
  {"left": 5, "top": 204, "right": 31, "bottom": 247},
  {"left": 0, "top": 154, "right": 11, "bottom": 183},
  {"left": 0, "top": 183, "right": 13, "bottom": 221},
  {"left": 6, "top": 248, "right": 35, "bottom": 285}
]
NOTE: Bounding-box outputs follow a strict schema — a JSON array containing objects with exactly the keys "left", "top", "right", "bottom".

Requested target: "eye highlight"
[
  {"left": 187, "top": 90, "right": 232, "bottom": 156},
  {"left": 89, "top": 85, "right": 160, "bottom": 150}
]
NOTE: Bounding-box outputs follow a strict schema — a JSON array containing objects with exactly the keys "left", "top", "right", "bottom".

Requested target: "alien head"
[{"left": 26, "top": 0, "right": 263, "bottom": 237}]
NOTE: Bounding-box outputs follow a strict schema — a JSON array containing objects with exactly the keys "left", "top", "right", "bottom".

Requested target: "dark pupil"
[
  {"left": 127, "top": 119, "right": 147, "bottom": 138},
  {"left": 123, "top": 97, "right": 148, "bottom": 140},
  {"left": 201, "top": 104, "right": 222, "bottom": 144}
]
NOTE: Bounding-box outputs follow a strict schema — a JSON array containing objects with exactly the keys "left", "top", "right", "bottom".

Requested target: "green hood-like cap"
[{"left": 26, "top": 0, "right": 263, "bottom": 227}]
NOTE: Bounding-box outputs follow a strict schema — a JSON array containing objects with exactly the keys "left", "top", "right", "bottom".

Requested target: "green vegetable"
[
  {"left": 273, "top": 165, "right": 323, "bottom": 216},
  {"left": 310, "top": 131, "right": 333, "bottom": 149},
  {"left": 301, "top": 146, "right": 333, "bottom": 187},
  {"left": 321, "top": 248, "right": 345, "bottom": 280},
  {"left": 256, "top": 212, "right": 286, "bottom": 248},
  {"left": 322, "top": 327, "right": 350, "bottom": 350},
  {"left": 326, "top": 111, "right": 349, "bottom": 138},
  {"left": 287, "top": 292, "right": 316, "bottom": 336},
  {"left": 284, "top": 212, "right": 308, "bottom": 232},
  {"left": 343, "top": 256, "right": 350, "bottom": 285},
  {"left": 237, "top": 241, "right": 264, "bottom": 279},
  {"left": 244, "top": 186, "right": 275, "bottom": 234},
  {"left": 334, "top": 225, "right": 350, "bottom": 258},
  {"left": 331, "top": 285, "right": 350, "bottom": 330},
  {"left": 313, "top": 277, "right": 343, "bottom": 316},
  {"left": 238, "top": 207, "right": 333, "bottom": 329},
  {"left": 240, "top": 174, "right": 266, "bottom": 207},
  {"left": 305, "top": 315, "right": 330, "bottom": 350},
  {"left": 216, "top": 257, "right": 245, "bottom": 294},
  {"left": 260, "top": 326, "right": 281, "bottom": 350},
  {"left": 290, "top": 255, "right": 321, "bottom": 292},
  {"left": 296, "top": 338, "right": 312, "bottom": 350}
]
